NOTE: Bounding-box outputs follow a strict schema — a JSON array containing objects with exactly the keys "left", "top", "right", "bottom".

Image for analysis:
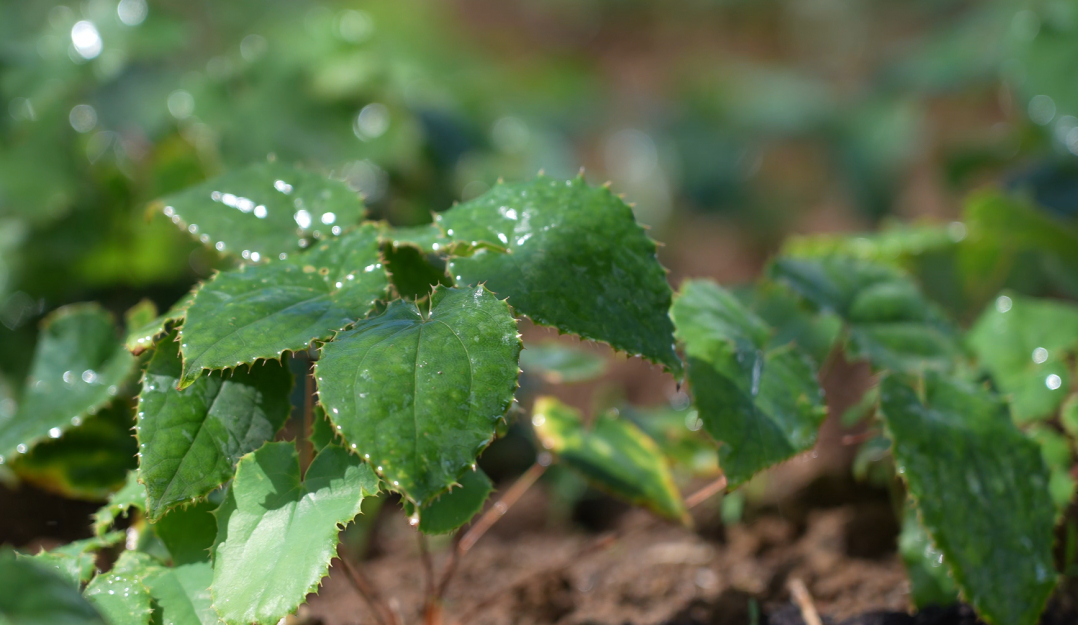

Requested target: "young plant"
[{"left": 0, "top": 166, "right": 1064, "bottom": 625}]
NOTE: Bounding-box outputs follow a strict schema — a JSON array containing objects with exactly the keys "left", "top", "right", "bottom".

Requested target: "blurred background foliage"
[{"left": 4, "top": 0, "right": 1078, "bottom": 496}]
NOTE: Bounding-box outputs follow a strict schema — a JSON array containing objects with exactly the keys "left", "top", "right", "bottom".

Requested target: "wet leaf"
[
  {"left": 519, "top": 342, "right": 608, "bottom": 384},
  {"left": 1026, "top": 424, "right": 1077, "bottom": 513},
  {"left": 880, "top": 373, "right": 1057, "bottom": 625},
  {"left": 382, "top": 224, "right": 452, "bottom": 254},
  {"left": 770, "top": 256, "right": 960, "bottom": 373},
  {"left": 967, "top": 292, "right": 1078, "bottom": 423},
  {"left": 83, "top": 551, "right": 154, "bottom": 625},
  {"left": 735, "top": 281, "right": 842, "bottom": 364},
  {"left": 309, "top": 405, "right": 336, "bottom": 453},
  {"left": 124, "top": 290, "right": 196, "bottom": 354},
  {"left": 178, "top": 224, "right": 388, "bottom": 387},
  {"left": 17, "top": 532, "right": 125, "bottom": 588},
  {"left": 899, "top": 500, "right": 959, "bottom": 609},
  {"left": 418, "top": 468, "right": 493, "bottom": 535},
  {"left": 438, "top": 176, "right": 681, "bottom": 376},
  {"left": 625, "top": 405, "right": 720, "bottom": 477},
  {"left": 93, "top": 471, "right": 147, "bottom": 536},
  {"left": 532, "top": 397, "right": 687, "bottom": 523},
  {"left": 11, "top": 400, "right": 137, "bottom": 501},
  {"left": 154, "top": 162, "right": 365, "bottom": 260},
  {"left": 671, "top": 280, "right": 827, "bottom": 487},
  {"left": 0, "top": 304, "right": 136, "bottom": 463},
  {"left": 143, "top": 562, "right": 217, "bottom": 625},
  {"left": 0, "top": 551, "right": 105, "bottom": 624},
  {"left": 211, "top": 443, "right": 380, "bottom": 625},
  {"left": 315, "top": 286, "right": 520, "bottom": 504},
  {"left": 152, "top": 501, "right": 218, "bottom": 566},
  {"left": 137, "top": 333, "right": 292, "bottom": 520}
]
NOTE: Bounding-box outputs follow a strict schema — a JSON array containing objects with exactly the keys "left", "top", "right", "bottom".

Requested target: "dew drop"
[
  {"left": 48, "top": 427, "right": 62, "bottom": 439},
  {"left": 16, "top": 444, "right": 27, "bottom": 454}
]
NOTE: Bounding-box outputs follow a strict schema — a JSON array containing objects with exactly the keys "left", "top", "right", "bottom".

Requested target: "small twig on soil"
[
  {"left": 458, "top": 462, "right": 548, "bottom": 554},
  {"left": 684, "top": 473, "right": 728, "bottom": 509},
  {"left": 788, "top": 577, "right": 823, "bottom": 625},
  {"left": 337, "top": 550, "right": 399, "bottom": 625}
]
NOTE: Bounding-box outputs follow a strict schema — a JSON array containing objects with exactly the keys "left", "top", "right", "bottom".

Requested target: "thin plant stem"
[
  {"left": 684, "top": 473, "right": 728, "bottom": 509},
  {"left": 337, "top": 550, "right": 397, "bottom": 625}
]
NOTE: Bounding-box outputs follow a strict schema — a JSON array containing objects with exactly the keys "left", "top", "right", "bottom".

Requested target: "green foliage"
[
  {"left": 137, "top": 333, "right": 292, "bottom": 520},
  {"left": 0, "top": 304, "right": 136, "bottom": 463},
  {"left": 211, "top": 443, "right": 380, "bottom": 625},
  {"left": 532, "top": 397, "right": 687, "bottom": 522},
  {"left": 899, "top": 501, "right": 959, "bottom": 609},
  {"left": 154, "top": 162, "right": 366, "bottom": 261},
  {"left": 438, "top": 177, "right": 682, "bottom": 376},
  {"left": 968, "top": 292, "right": 1078, "bottom": 423},
  {"left": 672, "top": 280, "right": 827, "bottom": 487},
  {"left": 316, "top": 286, "right": 520, "bottom": 504},
  {"left": 17, "top": 533, "right": 124, "bottom": 588},
  {"left": 83, "top": 551, "right": 154, "bottom": 625},
  {"left": 124, "top": 291, "right": 196, "bottom": 355},
  {"left": 770, "top": 256, "right": 960, "bottom": 372},
  {"left": 93, "top": 471, "right": 147, "bottom": 536},
  {"left": 177, "top": 224, "right": 388, "bottom": 387},
  {"left": 418, "top": 468, "right": 494, "bottom": 535},
  {"left": 519, "top": 342, "right": 608, "bottom": 384},
  {"left": 880, "top": 373, "right": 1057, "bottom": 625},
  {"left": 0, "top": 551, "right": 105, "bottom": 625}
]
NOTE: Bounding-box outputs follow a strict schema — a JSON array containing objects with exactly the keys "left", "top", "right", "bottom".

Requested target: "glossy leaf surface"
[
  {"left": 383, "top": 243, "right": 452, "bottom": 300},
  {"left": 0, "top": 305, "right": 135, "bottom": 463},
  {"left": 178, "top": 225, "right": 388, "bottom": 386},
  {"left": 899, "top": 500, "right": 959, "bottom": 609},
  {"left": 155, "top": 162, "right": 365, "bottom": 260},
  {"left": 137, "top": 334, "right": 292, "bottom": 519},
  {"left": 438, "top": 177, "right": 681, "bottom": 376},
  {"left": 519, "top": 342, "right": 608, "bottom": 384},
  {"left": 672, "top": 280, "right": 827, "bottom": 487},
  {"left": 211, "top": 443, "right": 380, "bottom": 625},
  {"left": 967, "top": 292, "right": 1078, "bottom": 423},
  {"left": 532, "top": 397, "right": 687, "bottom": 522},
  {"left": 0, "top": 552, "right": 105, "bottom": 625},
  {"left": 125, "top": 290, "right": 196, "bottom": 354},
  {"left": 83, "top": 551, "right": 154, "bottom": 625},
  {"left": 418, "top": 468, "right": 493, "bottom": 535},
  {"left": 770, "top": 256, "right": 959, "bottom": 372},
  {"left": 144, "top": 562, "right": 218, "bottom": 625},
  {"left": 880, "top": 373, "right": 1056, "bottom": 625},
  {"left": 316, "top": 286, "right": 520, "bottom": 504}
]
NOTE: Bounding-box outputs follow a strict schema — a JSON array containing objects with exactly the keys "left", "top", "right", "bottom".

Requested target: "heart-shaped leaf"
[
  {"left": 178, "top": 224, "right": 388, "bottom": 387},
  {"left": 672, "top": 280, "right": 827, "bottom": 487},
  {"left": 532, "top": 397, "right": 687, "bottom": 523},
  {"left": 0, "top": 304, "right": 136, "bottom": 463},
  {"left": 211, "top": 442, "right": 380, "bottom": 625},
  {"left": 137, "top": 333, "right": 292, "bottom": 519},
  {"left": 315, "top": 286, "right": 520, "bottom": 504},
  {"left": 154, "top": 162, "right": 365, "bottom": 260},
  {"left": 880, "top": 373, "right": 1057, "bottom": 625},
  {"left": 438, "top": 176, "right": 681, "bottom": 376}
]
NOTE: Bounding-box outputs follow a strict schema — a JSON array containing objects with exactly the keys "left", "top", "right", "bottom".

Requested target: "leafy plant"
[{"left": 0, "top": 165, "right": 1067, "bottom": 625}]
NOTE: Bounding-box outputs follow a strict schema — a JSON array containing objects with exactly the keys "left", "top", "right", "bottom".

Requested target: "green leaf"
[
  {"left": 519, "top": 342, "right": 608, "bottom": 384},
  {"left": 770, "top": 256, "right": 960, "bottom": 373},
  {"left": 18, "top": 533, "right": 125, "bottom": 588},
  {"left": 381, "top": 224, "right": 451, "bottom": 254},
  {"left": 624, "top": 405, "right": 720, "bottom": 477},
  {"left": 309, "top": 405, "right": 336, "bottom": 453},
  {"left": 83, "top": 552, "right": 154, "bottom": 625},
  {"left": 137, "top": 333, "right": 292, "bottom": 520},
  {"left": 152, "top": 502, "right": 218, "bottom": 566},
  {"left": 898, "top": 500, "right": 959, "bottom": 609},
  {"left": 879, "top": 373, "right": 1057, "bottom": 625},
  {"left": 143, "top": 562, "right": 218, "bottom": 625},
  {"left": 211, "top": 442, "right": 380, "bottom": 625},
  {"left": 93, "top": 471, "right": 147, "bottom": 536},
  {"left": 0, "top": 551, "right": 105, "bottom": 625},
  {"left": 154, "top": 162, "right": 365, "bottom": 260},
  {"left": 177, "top": 224, "right": 388, "bottom": 387},
  {"left": 0, "top": 304, "right": 136, "bottom": 463},
  {"left": 12, "top": 400, "right": 137, "bottom": 500},
  {"left": 438, "top": 176, "right": 681, "bottom": 376},
  {"left": 1026, "top": 424, "right": 1077, "bottom": 513},
  {"left": 418, "top": 468, "right": 493, "bottom": 535},
  {"left": 532, "top": 397, "right": 687, "bottom": 523},
  {"left": 735, "top": 281, "right": 842, "bottom": 365},
  {"left": 383, "top": 243, "right": 452, "bottom": 300},
  {"left": 315, "top": 285, "right": 520, "bottom": 504},
  {"left": 967, "top": 292, "right": 1078, "bottom": 423},
  {"left": 671, "top": 280, "right": 827, "bottom": 487},
  {"left": 782, "top": 222, "right": 960, "bottom": 266},
  {"left": 125, "top": 290, "right": 196, "bottom": 354}
]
